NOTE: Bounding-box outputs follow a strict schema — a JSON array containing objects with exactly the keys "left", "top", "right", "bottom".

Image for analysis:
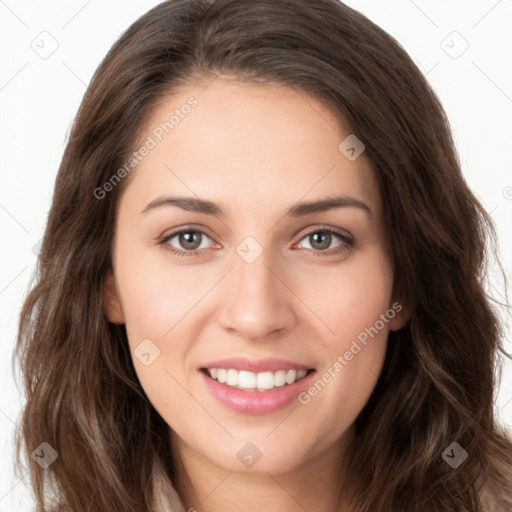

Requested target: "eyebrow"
[{"left": 141, "top": 195, "right": 372, "bottom": 217}]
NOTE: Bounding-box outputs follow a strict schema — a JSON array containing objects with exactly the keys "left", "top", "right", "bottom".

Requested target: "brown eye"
[
  {"left": 160, "top": 228, "right": 215, "bottom": 256},
  {"left": 296, "top": 227, "right": 354, "bottom": 256},
  {"left": 177, "top": 231, "right": 203, "bottom": 250},
  {"left": 308, "top": 231, "right": 332, "bottom": 250}
]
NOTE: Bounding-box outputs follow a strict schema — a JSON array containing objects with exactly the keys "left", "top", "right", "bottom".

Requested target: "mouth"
[{"left": 199, "top": 357, "right": 316, "bottom": 414}]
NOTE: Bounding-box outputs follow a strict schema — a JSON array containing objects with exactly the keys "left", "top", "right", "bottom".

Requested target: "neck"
[{"left": 169, "top": 427, "right": 355, "bottom": 512}]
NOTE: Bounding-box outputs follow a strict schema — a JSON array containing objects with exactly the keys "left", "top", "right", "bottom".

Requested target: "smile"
[{"left": 199, "top": 358, "right": 316, "bottom": 414}]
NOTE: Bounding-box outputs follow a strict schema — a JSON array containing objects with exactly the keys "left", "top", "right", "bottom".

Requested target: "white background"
[{"left": 1, "top": 1, "right": 511, "bottom": 510}]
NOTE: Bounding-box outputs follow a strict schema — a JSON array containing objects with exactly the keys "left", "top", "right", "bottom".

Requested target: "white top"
[{"left": 152, "top": 458, "right": 187, "bottom": 512}]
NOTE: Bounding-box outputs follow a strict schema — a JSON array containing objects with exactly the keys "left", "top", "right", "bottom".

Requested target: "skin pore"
[{"left": 103, "top": 76, "right": 408, "bottom": 512}]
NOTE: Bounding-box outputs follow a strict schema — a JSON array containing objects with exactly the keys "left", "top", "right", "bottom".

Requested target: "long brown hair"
[{"left": 15, "top": 0, "right": 512, "bottom": 510}]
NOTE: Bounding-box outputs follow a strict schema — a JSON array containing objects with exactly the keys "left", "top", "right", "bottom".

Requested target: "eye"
[
  {"left": 159, "top": 225, "right": 354, "bottom": 258},
  {"left": 159, "top": 227, "right": 216, "bottom": 257},
  {"left": 295, "top": 227, "right": 353, "bottom": 256}
]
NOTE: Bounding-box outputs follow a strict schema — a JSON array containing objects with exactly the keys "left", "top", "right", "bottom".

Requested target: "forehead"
[{"left": 121, "top": 77, "right": 380, "bottom": 219}]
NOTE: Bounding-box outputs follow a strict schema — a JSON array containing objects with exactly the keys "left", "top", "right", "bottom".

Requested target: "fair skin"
[{"left": 103, "top": 76, "right": 408, "bottom": 512}]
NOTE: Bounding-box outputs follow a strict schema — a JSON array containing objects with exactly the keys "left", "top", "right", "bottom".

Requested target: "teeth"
[
  {"left": 274, "top": 370, "right": 286, "bottom": 387},
  {"left": 206, "top": 368, "right": 309, "bottom": 391},
  {"left": 286, "top": 369, "right": 297, "bottom": 385},
  {"left": 257, "top": 371, "right": 274, "bottom": 390},
  {"left": 239, "top": 370, "right": 256, "bottom": 389},
  {"left": 226, "top": 369, "right": 238, "bottom": 386}
]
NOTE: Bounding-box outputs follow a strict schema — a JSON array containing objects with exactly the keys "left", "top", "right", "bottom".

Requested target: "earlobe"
[
  {"left": 388, "top": 300, "right": 411, "bottom": 332},
  {"left": 102, "top": 271, "right": 125, "bottom": 324}
]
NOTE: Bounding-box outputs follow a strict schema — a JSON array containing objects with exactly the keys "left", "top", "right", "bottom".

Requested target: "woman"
[{"left": 15, "top": 0, "right": 512, "bottom": 510}]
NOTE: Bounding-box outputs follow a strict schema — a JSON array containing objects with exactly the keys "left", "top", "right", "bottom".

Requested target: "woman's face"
[{"left": 104, "top": 77, "right": 407, "bottom": 475}]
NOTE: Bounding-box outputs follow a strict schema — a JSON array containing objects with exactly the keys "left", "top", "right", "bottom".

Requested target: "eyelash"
[{"left": 159, "top": 224, "right": 354, "bottom": 258}]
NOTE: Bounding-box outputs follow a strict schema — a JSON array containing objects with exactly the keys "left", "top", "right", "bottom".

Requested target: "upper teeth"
[{"left": 207, "top": 368, "right": 309, "bottom": 391}]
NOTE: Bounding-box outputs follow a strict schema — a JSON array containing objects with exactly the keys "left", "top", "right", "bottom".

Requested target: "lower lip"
[{"left": 200, "top": 370, "right": 316, "bottom": 415}]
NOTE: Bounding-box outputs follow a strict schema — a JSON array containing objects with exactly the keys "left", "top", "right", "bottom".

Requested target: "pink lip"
[
  {"left": 199, "top": 360, "right": 316, "bottom": 415},
  {"left": 201, "top": 357, "right": 313, "bottom": 373}
]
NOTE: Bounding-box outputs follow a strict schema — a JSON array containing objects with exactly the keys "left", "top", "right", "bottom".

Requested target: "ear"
[
  {"left": 388, "top": 299, "right": 411, "bottom": 332},
  {"left": 102, "top": 271, "right": 125, "bottom": 324}
]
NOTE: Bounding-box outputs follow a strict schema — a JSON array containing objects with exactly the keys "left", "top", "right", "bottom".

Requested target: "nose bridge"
[{"left": 217, "top": 236, "right": 296, "bottom": 339}]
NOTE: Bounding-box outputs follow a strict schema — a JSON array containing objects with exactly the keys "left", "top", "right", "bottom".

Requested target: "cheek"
[
  {"left": 113, "top": 243, "right": 213, "bottom": 343},
  {"left": 294, "top": 247, "right": 393, "bottom": 419},
  {"left": 112, "top": 243, "right": 217, "bottom": 408},
  {"left": 114, "top": 248, "right": 203, "bottom": 419},
  {"left": 297, "top": 245, "right": 394, "bottom": 344}
]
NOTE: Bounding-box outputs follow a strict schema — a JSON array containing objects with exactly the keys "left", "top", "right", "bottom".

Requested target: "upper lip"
[{"left": 201, "top": 357, "right": 314, "bottom": 373}]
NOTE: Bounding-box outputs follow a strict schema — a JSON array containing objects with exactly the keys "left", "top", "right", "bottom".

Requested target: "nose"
[{"left": 217, "top": 247, "right": 297, "bottom": 341}]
